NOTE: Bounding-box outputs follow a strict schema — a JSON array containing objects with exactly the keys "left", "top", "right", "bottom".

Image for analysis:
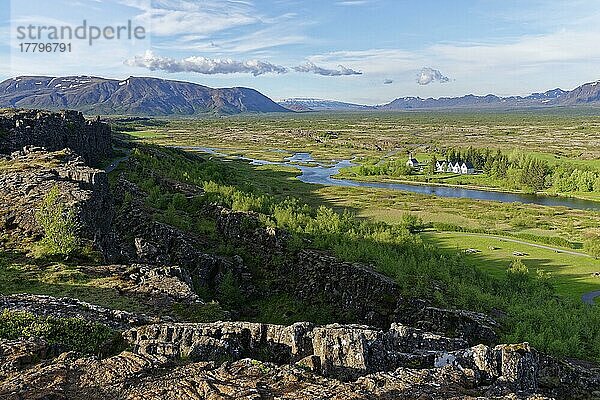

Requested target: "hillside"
[
  {"left": 4, "top": 75, "right": 600, "bottom": 115},
  {"left": 278, "top": 98, "right": 375, "bottom": 111},
  {"left": 379, "top": 88, "right": 570, "bottom": 110},
  {"left": 0, "top": 76, "right": 290, "bottom": 115},
  {"left": 279, "top": 81, "right": 600, "bottom": 111}
]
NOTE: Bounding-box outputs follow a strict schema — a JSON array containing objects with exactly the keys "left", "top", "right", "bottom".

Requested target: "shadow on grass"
[{"left": 0, "top": 249, "right": 152, "bottom": 314}]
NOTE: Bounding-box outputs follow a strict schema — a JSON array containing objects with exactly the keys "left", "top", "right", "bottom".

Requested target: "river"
[{"left": 181, "top": 147, "right": 600, "bottom": 212}]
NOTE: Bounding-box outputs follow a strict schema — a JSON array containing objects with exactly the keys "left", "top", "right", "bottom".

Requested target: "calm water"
[{"left": 180, "top": 147, "right": 600, "bottom": 211}]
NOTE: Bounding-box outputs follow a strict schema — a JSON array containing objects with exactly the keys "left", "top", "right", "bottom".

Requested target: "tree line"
[{"left": 441, "top": 147, "right": 600, "bottom": 193}]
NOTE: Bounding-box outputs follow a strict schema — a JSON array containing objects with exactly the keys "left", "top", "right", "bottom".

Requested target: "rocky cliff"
[
  {"left": 0, "top": 108, "right": 112, "bottom": 165},
  {"left": 0, "top": 310, "right": 598, "bottom": 399},
  {"left": 0, "top": 146, "right": 112, "bottom": 242}
]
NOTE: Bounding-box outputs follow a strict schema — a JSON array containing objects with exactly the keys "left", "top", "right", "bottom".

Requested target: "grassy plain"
[{"left": 118, "top": 111, "right": 600, "bottom": 161}]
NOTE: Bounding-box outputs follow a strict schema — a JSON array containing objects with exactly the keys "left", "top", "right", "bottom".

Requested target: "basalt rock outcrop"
[
  {"left": 214, "top": 209, "right": 498, "bottom": 344},
  {"left": 120, "top": 321, "right": 600, "bottom": 397},
  {"left": 0, "top": 146, "right": 112, "bottom": 242},
  {"left": 2, "top": 318, "right": 597, "bottom": 399},
  {"left": 106, "top": 176, "right": 256, "bottom": 296},
  {"left": 1, "top": 353, "right": 551, "bottom": 400},
  {"left": 0, "top": 108, "right": 111, "bottom": 165},
  {"left": 284, "top": 249, "right": 401, "bottom": 327},
  {"left": 78, "top": 264, "right": 203, "bottom": 310}
]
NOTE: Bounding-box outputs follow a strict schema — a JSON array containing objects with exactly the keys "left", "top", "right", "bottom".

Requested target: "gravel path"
[
  {"left": 104, "top": 148, "right": 132, "bottom": 173},
  {"left": 440, "top": 232, "right": 593, "bottom": 258}
]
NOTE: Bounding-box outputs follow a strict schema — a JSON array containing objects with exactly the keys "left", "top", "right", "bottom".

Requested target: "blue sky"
[{"left": 1, "top": 0, "right": 600, "bottom": 104}]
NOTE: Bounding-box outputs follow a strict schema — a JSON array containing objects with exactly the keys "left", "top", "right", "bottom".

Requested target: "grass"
[
  {"left": 5, "top": 112, "right": 600, "bottom": 361},
  {"left": 422, "top": 231, "right": 600, "bottom": 300},
  {"left": 0, "top": 309, "right": 120, "bottom": 356},
  {"left": 0, "top": 149, "right": 65, "bottom": 172},
  {"left": 0, "top": 250, "right": 152, "bottom": 314},
  {"left": 109, "top": 111, "right": 600, "bottom": 163}
]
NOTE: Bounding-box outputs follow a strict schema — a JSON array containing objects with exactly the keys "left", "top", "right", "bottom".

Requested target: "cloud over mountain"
[
  {"left": 125, "top": 52, "right": 364, "bottom": 78},
  {"left": 125, "top": 50, "right": 288, "bottom": 76},
  {"left": 417, "top": 67, "right": 450, "bottom": 85},
  {"left": 293, "top": 62, "right": 362, "bottom": 76}
]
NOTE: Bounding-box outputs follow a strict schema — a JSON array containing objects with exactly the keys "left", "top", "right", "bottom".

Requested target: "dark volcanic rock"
[
  {"left": 286, "top": 249, "right": 401, "bottom": 327},
  {"left": 0, "top": 108, "right": 111, "bottom": 165},
  {"left": 122, "top": 321, "right": 600, "bottom": 398},
  {"left": 403, "top": 306, "right": 501, "bottom": 346},
  {"left": 3, "top": 319, "right": 584, "bottom": 399},
  {"left": 216, "top": 207, "right": 290, "bottom": 251},
  {"left": 0, "top": 338, "right": 57, "bottom": 375},
  {"left": 125, "top": 321, "right": 468, "bottom": 381},
  {"left": 108, "top": 177, "right": 255, "bottom": 296}
]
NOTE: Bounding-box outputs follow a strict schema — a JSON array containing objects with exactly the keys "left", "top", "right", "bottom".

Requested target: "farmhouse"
[
  {"left": 448, "top": 161, "right": 461, "bottom": 173},
  {"left": 460, "top": 161, "right": 475, "bottom": 174},
  {"left": 438, "top": 160, "right": 476, "bottom": 175},
  {"left": 435, "top": 160, "right": 447, "bottom": 173}
]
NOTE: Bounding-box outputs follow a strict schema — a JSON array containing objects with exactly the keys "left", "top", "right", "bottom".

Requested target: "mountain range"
[
  {"left": 282, "top": 82, "right": 600, "bottom": 111},
  {"left": 278, "top": 98, "right": 375, "bottom": 112},
  {"left": 0, "top": 76, "right": 288, "bottom": 115},
  {"left": 1, "top": 75, "right": 600, "bottom": 115}
]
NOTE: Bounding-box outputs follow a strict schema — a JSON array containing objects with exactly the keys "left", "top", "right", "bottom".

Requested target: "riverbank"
[{"left": 334, "top": 171, "right": 600, "bottom": 204}]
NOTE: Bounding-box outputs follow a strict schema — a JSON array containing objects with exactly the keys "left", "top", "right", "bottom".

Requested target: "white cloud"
[
  {"left": 125, "top": 50, "right": 288, "bottom": 76},
  {"left": 336, "top": 0, "right": 369, "bottom": 5},
  {"left": 125, "top": 52, "right": 365, "bottom": 78},
  {"left": 307, "top": 49, "right": 422, "bottom": 75},
  {"left": 430, "top": 30, "right": 600, "bottom": 68},
  {"left": 166, "top": 25, "right": 308, "bottom": 54},
  {"left": 417, "top": 67, "right": 450, "bottom": 85},
  {"left": 293, "top": 61, "right": 362, "bottom": 76},
  {"left": 121, "top": 0, "right": 260, "bottom": 36}
]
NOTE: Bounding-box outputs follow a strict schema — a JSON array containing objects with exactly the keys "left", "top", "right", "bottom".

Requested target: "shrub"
[
  {"left": 35, "top": 185, "right": 79, "bottom": 256},
  {"left": 400, "top": 212, "right": 424, "bottom": 233},
  {"left": 584, "top": 231, "right": 600, "bottom": 258},
  {"left": 218, "top": 270, "right": 244, "bottom": 307},
  {"left": 508, "top": 259, "right": 529, "bottom": 275},
  {"left": 0, "top": 310, "right": 118, "bottom": 355}
]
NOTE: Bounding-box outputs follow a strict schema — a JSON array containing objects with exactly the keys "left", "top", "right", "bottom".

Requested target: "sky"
[{"left": 1, "top": 0, "right": 600, "bottom": 104}]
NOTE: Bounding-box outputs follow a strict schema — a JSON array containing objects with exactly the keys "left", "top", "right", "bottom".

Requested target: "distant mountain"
[
  {"left": 559, "top": 80, "right": 600, "bottom": 105},
  {"left": 0, "top": 76, "right": 289, "bottom": 115},
  {"left": 379, "top": 87, "right": 572, "bottom": 110},
  {"left": 524, "top": 88, "right": 568, "bottom": 101},
  {"left": 3, "top": 75, "right": 600, "bottom": 115},
  {"left": 278, "top": 98, "right": 374, "bottom": 112}
]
